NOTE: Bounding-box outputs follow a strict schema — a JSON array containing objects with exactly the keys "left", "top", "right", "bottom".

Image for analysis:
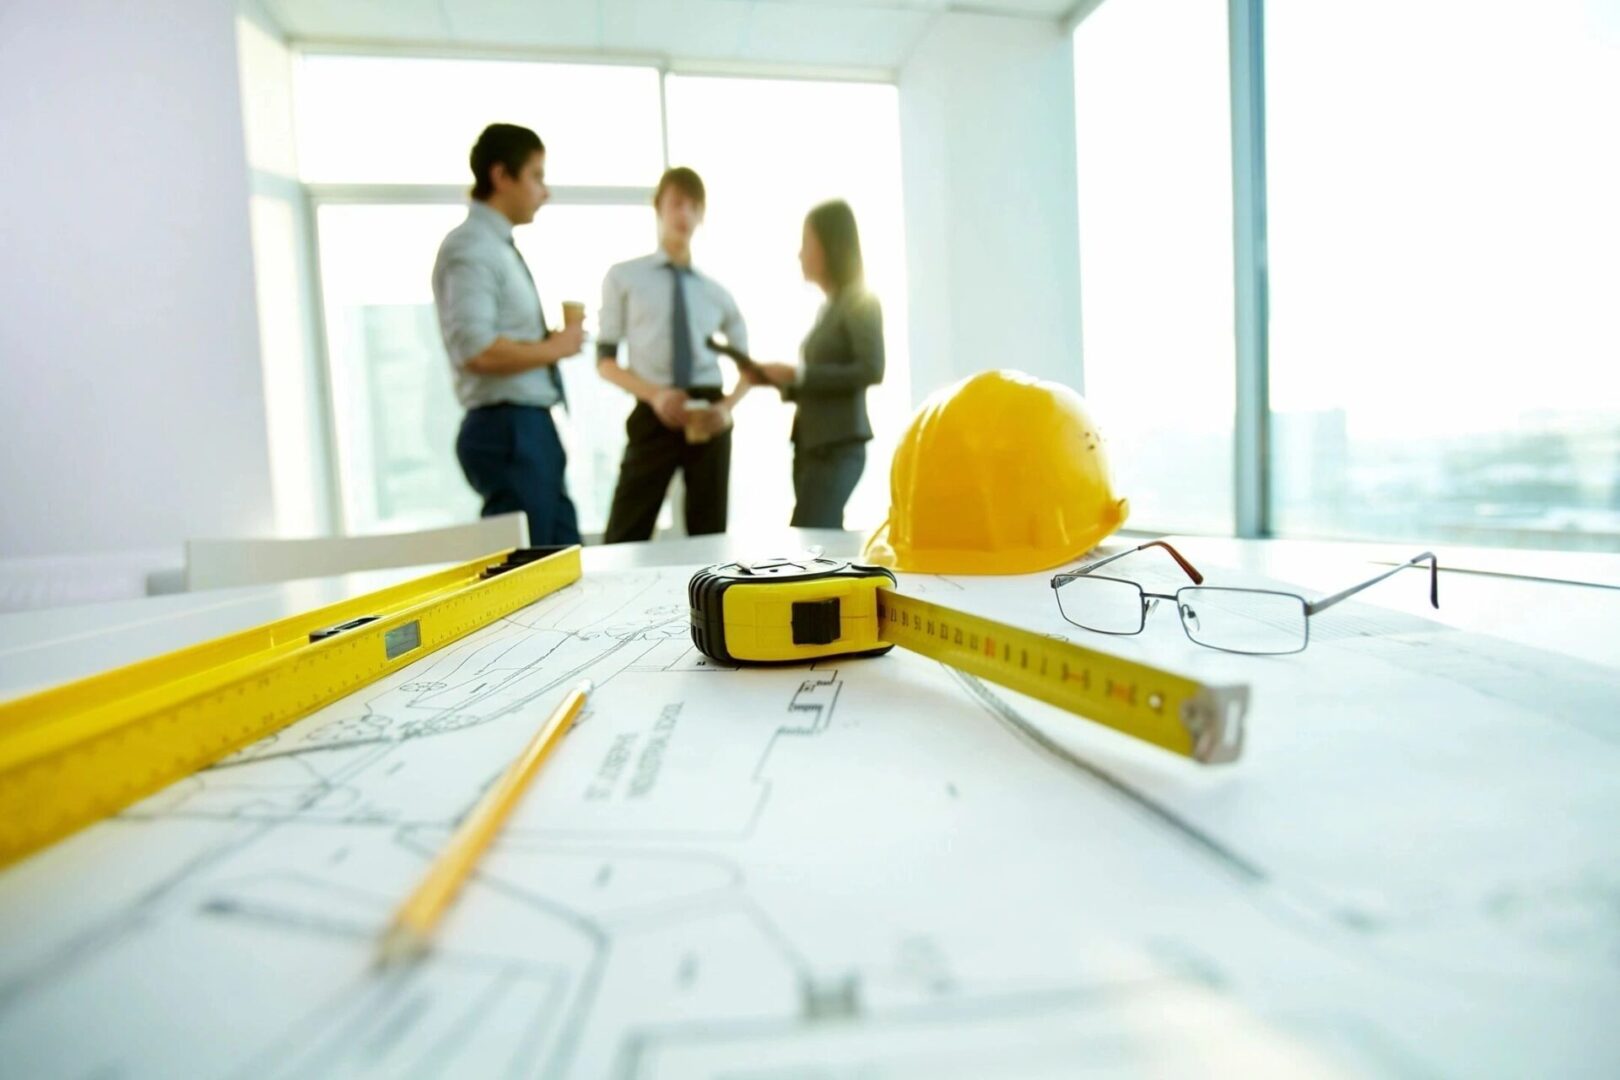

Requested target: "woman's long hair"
[{"left": 806, "top": 199, "right": 864, "bottom": 292}]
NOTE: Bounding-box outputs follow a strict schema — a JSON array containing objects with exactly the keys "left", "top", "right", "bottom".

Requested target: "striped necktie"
[{"left": 508, "top": 240, "right": 567, "bottom": 409}]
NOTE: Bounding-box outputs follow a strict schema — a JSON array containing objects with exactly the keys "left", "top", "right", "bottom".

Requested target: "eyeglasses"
[{"left": 1049, "top": 541, "right": 1439, "bottom": 656}]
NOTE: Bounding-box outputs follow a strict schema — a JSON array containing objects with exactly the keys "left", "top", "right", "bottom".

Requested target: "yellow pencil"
[{"left": 376, "top": 678, "right": 592, "bottom": 966}]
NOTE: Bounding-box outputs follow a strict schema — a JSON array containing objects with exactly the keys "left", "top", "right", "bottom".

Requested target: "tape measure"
[
  {"left": 689, "top": 555, "right": 1247, "bottom": 764},
  {"left": 0, "top": 545, "right": 582, "bottom": 868}
]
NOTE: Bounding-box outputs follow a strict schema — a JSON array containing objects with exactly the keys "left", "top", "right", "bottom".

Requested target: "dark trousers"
[
  {"left": 603, "top": 399, "right": 731, "bottom": 543},
  {"left": 455, "top": 404, "right": 581, "bottom": 546},
  {"left": 790, "top": 441, "right": 866, "bottom": 529}
]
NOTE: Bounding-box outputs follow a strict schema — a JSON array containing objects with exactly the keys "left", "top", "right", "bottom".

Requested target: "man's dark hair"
[
  {"left": 470, "top": 123, "right": 544, "bottom": 201},
  {"left": 806, "top": 199, "right": 865, "bottom": 291},
  {"left": 653, "top": 166, "right": 706, "bottom": 210}
]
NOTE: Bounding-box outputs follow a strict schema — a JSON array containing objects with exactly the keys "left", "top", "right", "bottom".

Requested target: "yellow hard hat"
[{"left": 862, "top": 369, "right": 1129, "bottom": 575}]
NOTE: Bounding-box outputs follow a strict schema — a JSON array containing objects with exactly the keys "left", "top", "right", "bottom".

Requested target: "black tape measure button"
[{"left": 791, "top": 598, "right": 842, "bottom": 645}]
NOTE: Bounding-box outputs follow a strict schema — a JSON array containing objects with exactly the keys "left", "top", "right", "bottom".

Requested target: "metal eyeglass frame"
[{"left": 1049, "top": 541, "right": 1440, "bottom": 656}]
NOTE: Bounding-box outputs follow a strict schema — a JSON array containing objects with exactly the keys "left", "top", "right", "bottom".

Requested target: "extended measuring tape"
[
  {"left": 689, "top": 555, "right": 1248, "bottom": 764},
  {"left": 0, "top": 546, "right": 582, "bottom": 868}
]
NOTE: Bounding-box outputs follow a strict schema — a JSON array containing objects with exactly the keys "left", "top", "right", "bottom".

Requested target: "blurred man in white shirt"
[{"left": 596, "top": 167, "right": 752, "bottom": 542}]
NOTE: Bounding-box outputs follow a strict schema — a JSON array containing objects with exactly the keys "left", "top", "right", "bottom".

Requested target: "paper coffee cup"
[
  {"left": 561, "top": 301, "right": 586, "bottom": 327},
  {"left": 684, "top": 399, "right": 712, "bottom": 445}
]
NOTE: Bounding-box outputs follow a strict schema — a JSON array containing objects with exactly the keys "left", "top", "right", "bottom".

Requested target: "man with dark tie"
[
  {"left": 431, "top": 123, "right": 585, "bottom": 546},
  {"left": 596, "top": 167, "right": 751, "bottom": 542}
]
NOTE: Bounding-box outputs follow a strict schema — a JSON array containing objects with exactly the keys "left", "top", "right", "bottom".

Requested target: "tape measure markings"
[
  {"left": 871, "top": 588, "right": 1245, "bottom": 762},
  {"left": 686, "top": 555, "right": 1247, "bottom": 765}
]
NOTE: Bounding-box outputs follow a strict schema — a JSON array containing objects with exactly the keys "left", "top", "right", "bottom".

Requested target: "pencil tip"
[{"left": 374, "top": 926, "right": 428, "bottom": 970}]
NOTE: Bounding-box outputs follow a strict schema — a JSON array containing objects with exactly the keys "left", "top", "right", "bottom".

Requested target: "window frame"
[{"left": 1071, "top": 0, "right": 1269, "bottom": 540}]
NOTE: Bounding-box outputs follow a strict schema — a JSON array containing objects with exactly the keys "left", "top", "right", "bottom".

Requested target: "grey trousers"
[{"left": 790, "top": 441, "right": 866, "bottom": 530}]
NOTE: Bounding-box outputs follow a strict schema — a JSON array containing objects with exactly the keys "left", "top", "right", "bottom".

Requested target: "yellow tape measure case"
[{"left": 689, "top": 556, "right": 897, "bottom": 664}]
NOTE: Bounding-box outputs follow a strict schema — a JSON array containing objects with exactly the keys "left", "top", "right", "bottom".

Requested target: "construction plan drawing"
[{"left": 1, "top": 561, "right": 1617, "bottom": 1078}]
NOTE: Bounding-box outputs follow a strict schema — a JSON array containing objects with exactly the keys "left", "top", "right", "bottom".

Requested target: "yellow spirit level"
[{"left": 0, "top": 546, "right": 582, "bottom": 867}]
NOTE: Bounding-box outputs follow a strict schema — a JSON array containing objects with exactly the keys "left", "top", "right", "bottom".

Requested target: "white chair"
[{"left": 184, "top": 513, "right": 530, "bottom": 591}]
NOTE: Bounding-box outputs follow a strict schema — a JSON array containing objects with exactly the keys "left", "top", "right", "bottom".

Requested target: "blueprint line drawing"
[{"left": 1, "top": 564, "right": 1617, "bottom": 1078}]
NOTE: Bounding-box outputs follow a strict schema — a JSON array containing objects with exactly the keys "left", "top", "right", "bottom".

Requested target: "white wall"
[
  {"left": 898, "top": 13, "right": 1084, "bottom": 402},
  {"left": 0, "top": 0, "right": 274, "bottom": 559}
]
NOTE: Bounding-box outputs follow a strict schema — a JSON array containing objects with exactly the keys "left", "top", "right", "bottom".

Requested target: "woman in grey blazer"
[{"left": 753, "top": 200, "right": 885, "bottom": 529}]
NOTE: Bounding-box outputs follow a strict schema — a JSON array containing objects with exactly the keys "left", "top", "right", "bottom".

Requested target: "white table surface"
[
  {"left": 0, "top": 530, "right": 859, "bottom": 700},
  {"left": 3, "top": 529, "right": 1617, "bottom": 1076},
  {"left": 1, "top": 529, "right": 1614, "bottom": 702}
]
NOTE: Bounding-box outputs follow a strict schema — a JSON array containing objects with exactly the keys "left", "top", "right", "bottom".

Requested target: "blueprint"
[{"left": 1, "top": 562, "right": 1617, "bottom": 1078}]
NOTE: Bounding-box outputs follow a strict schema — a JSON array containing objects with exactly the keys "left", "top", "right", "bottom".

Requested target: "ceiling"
[{"left": 259, "top": 0, "right": 1083, "bottom": 73}]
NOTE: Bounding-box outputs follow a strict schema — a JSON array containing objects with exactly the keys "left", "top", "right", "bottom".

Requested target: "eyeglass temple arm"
[
  {"left": 1050, "top": 540, "right": 1204, "bottom": 587},
  {"left": 1305, "top": 552, "right": 1439, "bottom": 616}
]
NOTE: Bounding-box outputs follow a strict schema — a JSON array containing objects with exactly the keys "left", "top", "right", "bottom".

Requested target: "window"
[
  {"left": 1073, "top": 0, "right": 1619, "bottom": 552},
  {"left": 1073, "top": 0, "right": 1236, "bottom": 535},
  {"left": 294, "top": 55, "right": 666, "bottom": 535},
  {"left": 290, "top": 56, "right": 911, "bottom": 538},
  {"left": 295, "top": 55, "right": 663, "bottom": 187},
  {"left": 1265, "top": 0, "right": 1620, "bottom": 551},
  {"left": 313, "top": 204, "right": 474, "bottom": 533},
  {"left": 312, "top": 202, "right": 657, "bottom": 536}
]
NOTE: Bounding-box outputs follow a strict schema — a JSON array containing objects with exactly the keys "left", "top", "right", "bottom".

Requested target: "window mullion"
[{"left": 1229, "top": 0, "right": 1272, "bottom": 539}]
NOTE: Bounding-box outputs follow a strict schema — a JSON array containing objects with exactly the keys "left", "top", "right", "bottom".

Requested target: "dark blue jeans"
[
  {"left": 455, "top": 404, "right": 581, "bottom": 546},
  {"left": 790, "top": 441, "right": 866, "bottom": 529}
]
